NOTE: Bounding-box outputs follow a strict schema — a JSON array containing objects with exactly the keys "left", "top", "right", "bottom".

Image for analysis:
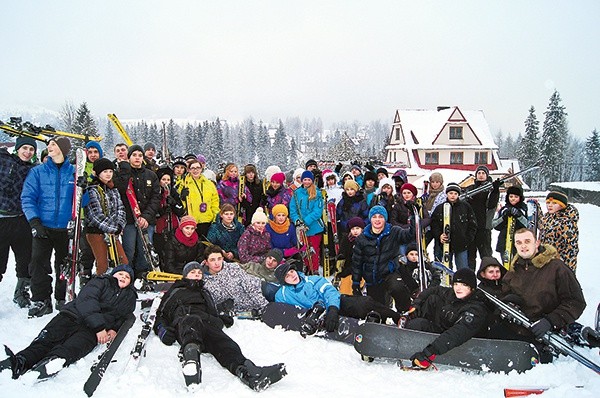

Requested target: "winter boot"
[
  {"left": 55, "top": 300, "right": 66, "bottom": 311},
  {"left": 13, "top": 278, "right": 31, "bottom": 308},
  {"left": 181, "top": 343, "right": 202, "bottom": 387},
  {"left": 31, "top": 356, "right": 66, "bottom": 380},
  {"left": 235, "top": 359, "right": 287, "bottom": 391},
  {"left": 79, "top": 271, "right": 91, "bottom": 287},
  {"left": 582, "top": 327, "right": 600, "bottom": 348},
  {"left": 300, "top": 304, "right": 325, "bottom": 336},
  {"left": 365, "top": 311, "right": 382, "bottom": 324},
  {"left": 28, "top": 299, "right": 53, "bottom": 318},
  {"left": 4, "top": 345, "right": 28, "bottom": 379}
]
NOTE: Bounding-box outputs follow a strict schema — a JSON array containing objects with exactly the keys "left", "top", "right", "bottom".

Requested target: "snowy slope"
[{"left": 1, "top": 205, "right": 599, "bottom": 398}]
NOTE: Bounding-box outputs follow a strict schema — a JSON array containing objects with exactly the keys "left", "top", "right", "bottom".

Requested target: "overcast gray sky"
[{"left": 2, "top": 0, "right": 598, "bottom": 138}]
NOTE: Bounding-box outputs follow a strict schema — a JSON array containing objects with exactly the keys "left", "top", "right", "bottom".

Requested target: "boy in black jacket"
[
  {"left": 153, "top": 261, "right": 286, "bottom": 390},
  {"left": 1, "top": 265, "right": 137, "bottom": 379}
]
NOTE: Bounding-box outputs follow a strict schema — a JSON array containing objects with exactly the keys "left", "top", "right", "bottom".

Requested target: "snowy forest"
[{"left": 1, "top": 89, "right": 599, "bottom": 190}]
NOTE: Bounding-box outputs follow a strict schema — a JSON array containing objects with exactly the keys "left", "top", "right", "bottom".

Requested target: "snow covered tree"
[
  {"left": 585, "top": 129, "right": 600, "bottom": 181},
  {"left": 271, "top": 119, "right": 289, "bottom": 169},
  {"left": 59, "top": 101, "right": 77, "bottom": 132},
  {"left": 327, "top": 132, "right": 360, "bottom": 162},
  {"left": 73, "top": 102, "right": 97, "bottom": 136},
  {"left": 165, "top": 119, "right": 178, "bottom": 159},
  {"left": 222, "top": 121, "right": 236, "bottom": 164},
  {"left": 184, "top": 123, "right": 195, "bottom": 157},
  {"left": 539, "top": 90, "right": 569, "bottom": 188},
  {"left": 517, "top": 106, "right": 541, "bottom": 188},
  {"left": 256, "top": 120, "right": 271, "bottom": 171},
  {"left": 146, "top": 123, "right": 160, "bottom": 149},
  {"left": 289, "top": 137, "right": 299, "bottom": 169},
  {"left": 244, "top": 118, "right": 257, "bottom": 165},
  {"left": 102, "top": 121, "right": 115, "bottom": 155}
]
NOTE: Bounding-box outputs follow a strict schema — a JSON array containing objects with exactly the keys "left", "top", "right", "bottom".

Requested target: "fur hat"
[
  {"left": 93, "top": 158, "right": 115, "bottom": 176},
  {"left": 274, "top": 260, "right": 298, "bottom": 284},
  {"left": 323, "top": 171, "right": 339, "bottom": 184},
  {"left": 301, "top": 170, "right": 314, "bottom": 182},
  {"left": 376, "top": 177, "right": 396, "bottom": 196},
  {"left": 344, "top": 179, "right": 360, "bottom": 192},
  {"left": 376, "top": 167, "right": 388, "bottom": 178},
  {"left": 476, "top": 256, "right": 506, "bottom": 281},
  {"left": 506, "top": 185, "right": 525, "bottom": 204},
  {"left": 364, "top": 171, "right": 377, "bottom": 183},
  {"left": 546, "top": 190, "right": 568, "bottom": 209},
  {"left": 85, "top": 141, "right": 103, "bottom": 158},
  {"left": 271, "top": 172, "right": 286, "bottom": 184},
  {"left": 156, "top": 166, "right": 173, "bottom": 181},
  {"left": 400, "top": 183, "right": 417, "bottom": 197},
  {"left": 143, "top": 142, "right": 156, "bottom": 152},
  {"left": 179, "top": 215, "right": 197, "bottom": 230},
  {"left": 452, "top": 268, "right": 477, "bottom": 290},
  {"left": 266, "top": 249, "right": 283, "bottom": 265},
  {"left": 368, "top": 205, "right": 388, "bottom": 222},
  {"left": 251, "top": 208, "right": 268, "bottom": 224},
  {"left": 446, "top": 182, "right": 462, "bottom": 194},
  {"left": 50, "top": 137, "right": 72, "bottom": 158},
  {"left": 475, "top": 165, "right": 490, "bottom": 177},
  {"left": 347, "top": 217, "right": 366, "bottom": 230},
  {"left": 127, "top": 144, "right": 144, "bottom": 158},
  {"left": 429, "top": 172, "right": 444, "bottom": 184},
  {"left": 15, "top": 136, "right": 37, "bottom": 151},
  {"left": 182, "top": 261, "right": 203, "bottom": 278},
  {"left": 111, "top": 264, "right": 135, "bottom": 282},
  {"left": 271, "top": 204, "right": 289, "bottom": 217}
]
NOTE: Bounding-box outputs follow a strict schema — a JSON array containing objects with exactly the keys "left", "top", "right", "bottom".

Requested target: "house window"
[
  {"left": 395, "top": 127, "right": 401, "bottom": 141},
  {"left": 450, "top": 152, "right": 463, "bottom": 164},
  {"left": 425, "top": 152, "right": 439, "bottom": 165},
  {"left": 474, "top": 151, "right": 488, "bottom": 164},
  {"left": 449, "top": 126, "right": 463, "bottom": 139}
]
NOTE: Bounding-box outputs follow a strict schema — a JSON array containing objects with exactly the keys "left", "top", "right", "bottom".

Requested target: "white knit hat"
[{"left": 251, "top": 208, "right": 268, "bottom": 224}]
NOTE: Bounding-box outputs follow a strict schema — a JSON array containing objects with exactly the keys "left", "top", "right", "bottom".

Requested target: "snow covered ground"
[{"left": 1, "top": 204, "right": 599, "bottom": 398}]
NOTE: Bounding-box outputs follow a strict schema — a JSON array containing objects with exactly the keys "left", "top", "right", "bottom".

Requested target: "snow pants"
[
  {"left": 0, "top": 215, "right": 31, "bottom": 279},
  {"left": 18, "top": 313, "right": 97, "bottom": 369},
  {"left": 365, "top": 272, "right": 412, "bottom": 312},
  {"left": 29, "top": 228, "right": 68, "bottom": 302},
  {"left": 468, "top": 228, "right": 493, "bottom": 271},
  {"left": 340, "top": 294, "right": 401, "bottom": 324},
  {"left": 177, "top": 314, "right": 246, "bottom": 374}
]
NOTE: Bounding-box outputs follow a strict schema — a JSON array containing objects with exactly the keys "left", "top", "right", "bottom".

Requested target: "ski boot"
[
  {"left": 181, "top": 343, "right": 202, "bottom": 388},
  {"left": 582, "top": 327, "right": 600, "bottom": 348},
  {"left": 300, "top": 304, "right": 325, "bottom": 336},
  {"left": 31, "top": 356, "right": 66, "bottom": 380},
  {"left": 235, "top": 359, "right": 287, "bottom": 391},
  {"left": 13, "top": 278, "right": 31, "bottom": 308},
  {"left": 365, "top": 311, "right": 382, "bottom": 324},
  {"left": 28, "top": 299, "right": 52, "bottom": 318},
  {"left": 3, "top": 345, "right": 28, "bottom": 379}
]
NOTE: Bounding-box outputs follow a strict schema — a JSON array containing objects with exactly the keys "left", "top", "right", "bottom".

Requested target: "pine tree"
[
  {"left": 59, "top": 101, "right": 77, "bottom": 132},
  {"left": 103, "top": 121, "right": 115, "bottom": 155},
  {"left": 244, "top": 118, "right": 257, "bottom": 165},
  {"left": 145, "top": 123, "right": 160, "bottom": 149},
  {"left": 165, "top": 119, "right": 178, "bottom": 160},
  {"left": 256, "top": 120, "right": 271, "bottom": 171},
  {"left": 327, "top": 132, "right": 360, "bottom": 162},
  {"left": 585, "top": 129, "right": 600, "bottom": 181},
  {"left": 222, "top": 121, "right": 236, "bottom": 163},
  {"left": 289, "top": 137, "right": 299, "bottom": 169},
  {"left": 517, "top": 106, "right": 541, "bottom": 188},
  {"left": 73, "top": 102, "right": 97, "bottom": 136},
  {"left": 539, "top": 90, "right": 568, "bottom": 188},
  {"left": 271, "top": 119, "right": 289, "bottom": 169},
  {"left": 184, "top": 123, "right": 195, "bottom": 157}
]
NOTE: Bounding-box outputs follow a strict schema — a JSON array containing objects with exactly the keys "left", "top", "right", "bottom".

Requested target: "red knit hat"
[
  {"left": 271, "top": 172, "right": 286, "bottom": 184},
  {"left": 400, "top": 183, "right": 417, "bottom": 197},
  {"left": 179, "top": 215, "right": 197, "bottom": 230}
]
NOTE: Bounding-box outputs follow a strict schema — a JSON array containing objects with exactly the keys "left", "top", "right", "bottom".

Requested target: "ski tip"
[{"left": 503, "top": 387, "right": 548, "bottom": 397}]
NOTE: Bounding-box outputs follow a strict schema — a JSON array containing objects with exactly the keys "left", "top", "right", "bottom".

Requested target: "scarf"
[
  {"left": 425, "top": 184, "right": 444, "bottom": 211},
  {"left": 269, "top": 218, "right": 291, "bottom": 234},
  {"left": 175, "top": 228, "right": 199, "bottom": 247},
  {"left": 221, "top": 220, "right": 237, "bottom": 232}
]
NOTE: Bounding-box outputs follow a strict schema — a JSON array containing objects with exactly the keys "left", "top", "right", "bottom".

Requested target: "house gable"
[
  {"left": 432, "top": 107, "right": 483, "bottom": 146},
  {"left": 388, "top": 110, "right": 406, "bottom": 145}
]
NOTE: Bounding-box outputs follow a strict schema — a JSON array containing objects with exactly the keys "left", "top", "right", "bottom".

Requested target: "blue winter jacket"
[
  {"left": 266, "top": 222, "right": 297, "bottom": 253},
  {"left": 21, "top": 157, "right": 75, "bottom": 229},
  {"left": 289, "top": 187, "right": 324, "bottom": 237},
  {"left": 275, "top": 271, "right": 341, "bottom": 310}
]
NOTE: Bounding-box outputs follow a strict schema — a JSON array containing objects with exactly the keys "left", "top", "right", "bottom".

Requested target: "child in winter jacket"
[
  {"left": 539, "top": 190, "right": 579, "bottom": 272},
  {"left": 492, "top": 185, "right": 529, "bottom": 265},
  {"left": 206, "top": 203, "right": 245, "bottom": 261},
  {"left": 336, "top": 216, "right": 365, "bottom": 295},
  {"left": 398, "top": 243, "right": 441, "bottom": 297},
  {"left": 163, "top": 215, "right": 205, "bottom": 275},
  {"left": 336, "top": 179, "right": 369, "bottom": 237},
  {"left": 266, "top": 204, "right": 299, "bottom": 259},
  {"left": 237, "top": 208, "right": 271, "bottom": 264},
  {"left": 265, "top": 172, "right": 292, "bottom": 214}
]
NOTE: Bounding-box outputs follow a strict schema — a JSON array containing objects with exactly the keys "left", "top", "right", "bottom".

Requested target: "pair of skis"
[
  {"left": 1, "top": 117, "right": 103, "bottom": 143},
  {"left": 411, "top": 203, "right": 429, "bottom": 292},
  {"left": 125, "top": 179, "right": 161, "bottom": 271}
]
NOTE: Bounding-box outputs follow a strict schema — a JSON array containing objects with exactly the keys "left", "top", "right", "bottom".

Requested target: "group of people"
[{"left": 0, "top": 135, "right": 589, "bottom": 385}]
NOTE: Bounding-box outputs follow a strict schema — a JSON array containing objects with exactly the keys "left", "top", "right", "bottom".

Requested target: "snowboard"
[
  {"left": 261, "top": 302, "right": 360, "bottom": 344},
  {"left": 354, "top": 322, "right": 540, "bottom": 373}
]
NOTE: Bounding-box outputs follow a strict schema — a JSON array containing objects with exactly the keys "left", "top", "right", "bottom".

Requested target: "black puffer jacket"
[
  {"left": 352, "top": 222, "right": 414, "bottom": 286},
  {"left": 464, "top": 177, "right": 500, "bottom": 229},
  {"left": 410, "top": 286, "right": 489, "bottom": 355},
  {"left": 154, "top": 278, "right": 224, "bottom": 331},
  {"left": 430, "top": 199, "right": 477, "bottom": 252},
  {"left": 114, "top": 161, "right": 161, "bottom": 224},
  {"left": 162, "top": 233, "right": 205, "bottom": 274},
  {"left": 61, "top": 275, "right": 137, "bottom": 333}
]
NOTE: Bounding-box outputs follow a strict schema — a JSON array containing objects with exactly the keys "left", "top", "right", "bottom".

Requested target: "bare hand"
[
  {"left": 137, "top": 217, "right": 149, "bottom": 229},
  {"left": 225, "top": 252, "right": 234, "bottom": 260},
  {"left": 440, "top": 233, "right": 449, "bottom": 243},
  {"left": 96, "top": 330, "right": 110, "bottom": 344}
]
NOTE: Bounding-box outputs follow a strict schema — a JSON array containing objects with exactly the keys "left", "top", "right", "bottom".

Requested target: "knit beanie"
[
  {"left": 265, "top": 165, "right": 282, "bottom": 182},
  {"left": 351, "top": 164, "right": 362, "bottom": 173},
  {"left": 111, "top": 264, "right": 135, "bottom": 282},
  {"left": 546, "top": 190, "right": 568, "bottom": 209},
  {"left": 144, "top": 142, "right": 156, "bottom": 151},
  {"left": 184, "top": 153, "right": 197, "bottom": 161},
  {"left": 266, "top": 249, "right": 283, "bottom": 265},
  {"left": 86, "top": 141, "right": 104, "bottom": 158},
  {"left": 51, "top": 137, "right": 72, "bottom": 158},
  {"left": 305, "top": 159, "right": 318, "bottom": 169},
  {"left": 301, "top": 170, "right": 314, "bottom": 182},
  {"left": 452, "top": 268, "right": 477, "bottom": 290},
  {"left": 400, "top": 183, "right": 418, "bottom": 197},
  {"left": 182, "top": 261, "right": 203, "bottom": 278},
  {"left": 475, "top": 165, "right": 490, "bottom": 177},
  {"left": 364, "top": 171, "right": 377, "bottom": 183},
  {"left": 196, "top": 154, "right": 207, "bottom": 164},
  {"left": 179, "top": 215, "right": 197, "bottom": 230},
  {"left": 429, "top": 172, "right": 444, "bottom": 184},
  {"left": 376, "top": 167, "right": 388, "bottom": 178},
  {"left": 172, "top": 157, "right": 187, "bottom": 167},
  {"left": 127, "top": 144, "right": 144, "bottom": 158},
  {"left": 347, "top": 217, "right": 366, "bottom": 230},
  {"left": 271, "top": 204, "right": 289, "bottom": 217},
  {"left": 251, "top": 208, "right": 268, "bottom": 224},
  {"left": 156, "top": 166, "right": 173, "bottom": 181},
  {"left": 446, "top": 182, "right": 462, "bottom": 194},
  {"left": 271, "top": 172, "right": 286, "bottom": 184},
  {"left": 376, "top": 177, "right": 396, "bottom": 196},
  {"left": 274, "top": 260, "right": 298, "bottom": 285},
  {"left": 406, "top": 243, "right": 419, "bottom": 255},
  {"left": 368, "top": 205, "right": 388, "bottom": 222},
  {"left": 15, "top": 136, "right": 37, "bottom": 151},
  {"left": 93, "top": 158, "right": 115, "bottom": 176},
  {"left": 344, "top": 179, "right": 360, "bottom": 192}
]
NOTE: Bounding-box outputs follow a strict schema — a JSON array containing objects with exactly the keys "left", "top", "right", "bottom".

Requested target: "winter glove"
[
  {"left": 206, "top": 314, "right": 225, "bottom": 330},
  {"left": 410, "top": 346, "right": 436, "bottom": 369},
  {"left": 501, "top": 294, "right": 524, "bottom": 309},
  {"left": 220, "top": 314, "right": 235, "bottom": 328},
  {"left": 492, "top": 178, "right": 502, "bottom": 190},
  {"left": 334, "top": 162, "right": 343, "bottom": 174},
  {"left": 531, "top": 318, "right": 552, "bottom": 339},
  {"left": 352, "top": 284, "right": 363, "bottom": 296},
  {"left": 324, "top": 306, "right": 339, "bottom": 332},
  {"left": 500, "top": 208, "right": 510, "bottom": 219},
  {"left": 405, "top": 200, "right": 415, "bottom": 209},
  {"left": 30, "top": 218, "right": 48, "bottom": 239},
  {"left": 365, "top": 162, "right": 375, "bottom": 172},
  {"left": 180, "top": 187, "right": 189, "bottom": 201},
  {"left": 166, "top": 195, "right": 177, "bottom": 206},
  {"left": 76, "top": 175, "right": 88, "bottom": 188},
  {"left": 157, "top": 324, "right": 177, "bottom": 346},
  {"left": 509, "top": 207, "right": 520, "bottom": 217}
]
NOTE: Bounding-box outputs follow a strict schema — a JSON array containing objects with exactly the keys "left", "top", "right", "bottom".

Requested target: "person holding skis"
[
  {"left": 398, "top": 243, "right": 441, "bottom": 296},
  {"left": 21, "top": 137, "right": 74, "bottom": 317},
  {"left": 162, "top": 215, "right": 205, "bottom": 275},
  {"left": 153, "top": 261, "right": 286, "bottom": 390},
  {"left": 0, "top": 265, "right": 136, "bottom": 379},
  {"left": 84, "top": 158, "right": 128, "bottom": 276},
  {"left": 492, "top": 185, "right": 528, "bottom": 264},
  {"left": 0, "top": 136, "right": 37, "bottom": 308},
  {"left": 153, "top": 166, "right": 185, "bottom": 265},
  {"left": 217, "top": 163, "right": 252, "bottom": 222},
  {"left": 351, "top": 205, "right": 415, "bottom": 311},
  {"left": 240, "top": 164, "right": 265, "bottom": 227},
  {"left": 407, "top": 268, "right": 490, "bottom": 370}
]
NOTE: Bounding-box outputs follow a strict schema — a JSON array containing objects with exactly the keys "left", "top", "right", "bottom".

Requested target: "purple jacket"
[
  {"left": 217, "top": 177, "right": 252, "bottom": 208},
  {"left": 237, "top": 225, "right": 272, "bottom": 263}
]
